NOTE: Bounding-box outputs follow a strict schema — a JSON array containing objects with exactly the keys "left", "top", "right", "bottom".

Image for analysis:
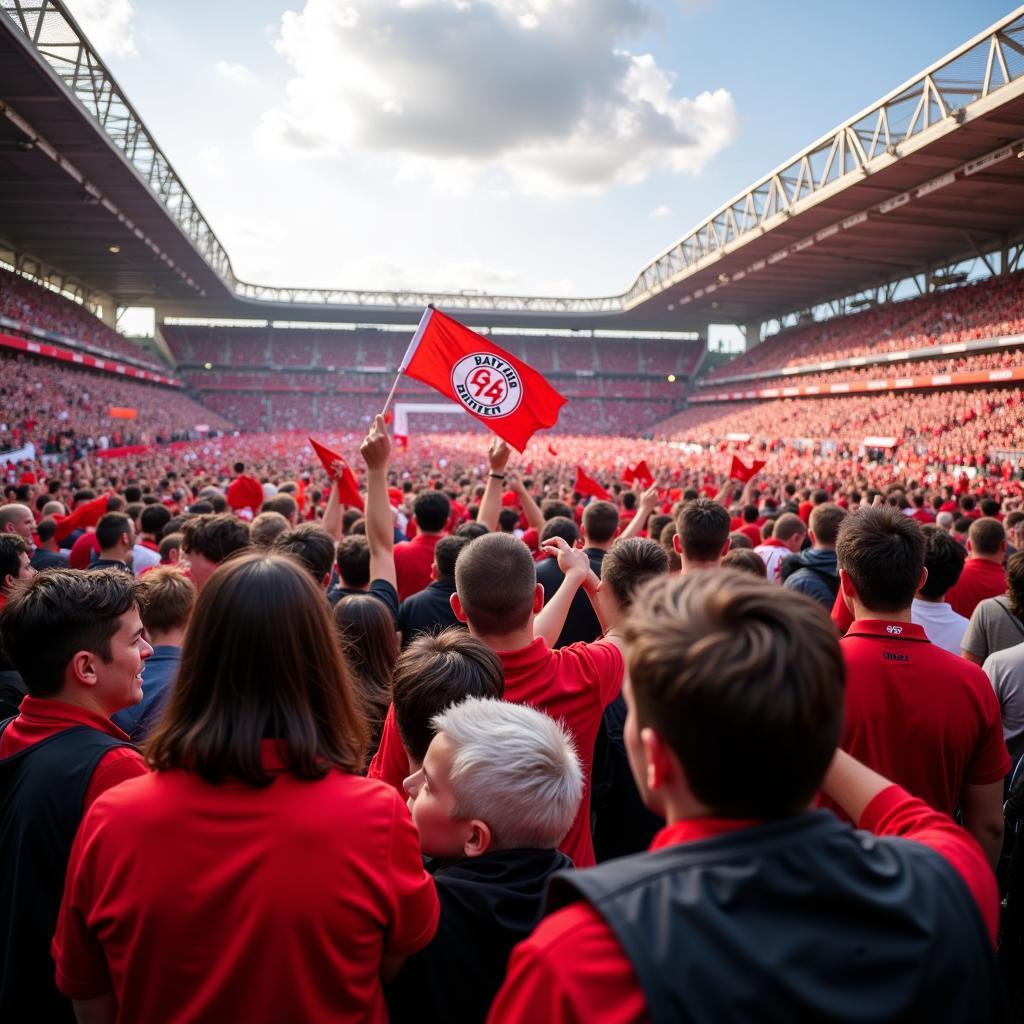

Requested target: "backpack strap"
[{"left": 995, "top": 598, "right": 1024, "bottom": 640}]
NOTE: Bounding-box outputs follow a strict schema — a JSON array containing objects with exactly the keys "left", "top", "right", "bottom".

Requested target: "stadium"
[{"left": 4, "top": 2, "right": 1024, "bottom": 1021}]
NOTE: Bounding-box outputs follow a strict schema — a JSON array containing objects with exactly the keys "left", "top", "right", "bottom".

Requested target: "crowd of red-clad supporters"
[
  {"left": 1, "top": 406, "right": 1024, "bottom": 1020},
  {"left": 706, "top": 269, "right": 1024, "bottom": 381},
  {"left": 0, "top": 269, "right": 165, "bottom": 372}
]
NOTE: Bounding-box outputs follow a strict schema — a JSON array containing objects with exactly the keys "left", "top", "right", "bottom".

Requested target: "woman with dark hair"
[
  {"left": 963, "top": 551, "right": 1024, "bottom": 665},
  {"left": 333, "top": 593, "right": 399, "bottom": 762},
  {"left": 51, "top": 553, "right": 438, "bottom": 1024}
]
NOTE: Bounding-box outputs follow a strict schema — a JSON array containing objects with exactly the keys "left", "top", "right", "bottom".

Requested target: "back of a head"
[
  {"left": 137, "top": 566, "right": 196, "bottom": 636},
  {"left": 675, "top": 498, "right": 731, "bottom": 563},
  {"left": 434, "top": 534, "right": 471, "bottom": 580},
  {"left": 582, "top": 501, "right": 619, "bottom": 545},
  {"left": 261, "top": 493, "right": 298, "bottom": 522},
  {"left": 728, "top": 532, "right": 752, "bottom": 550},
  {"left": 624, "top": 570, "right": 844, "bottom": 818},
  {"left": 772, "top": 513, "right": 807, "bottom": 545},
  {"left": 140, "top": 503, "right": 172, "bottom": 539},
  {"left": 96, "top": 512, "right": 131, "bottom": 551},
  {"left": 454, "top": 521, "right": 489, "bottom": 540},
  {"left": 602, "top": 538, "right": 669, "bottom": 609},
  {"left": 181, "top": 513, "right": 251, "bottom": 563},
  {"left": 455, "top": 532, "right": 537, "bottom": 635},
  {"left": 332, "top": 593, "right": 399, "bottom": 710},
  {"left": 919, "top": 524, "right": 966, "bottom": 600},
  {"left": 541, "top": 499, "right": 574, "bottom": 522},
  {"left": 147, "top": 553, "right": 366, "bottom": 783},
  {"left": 659, "top": 519, "right": 682, "bottom": 573},
  {"left": 413, "top": 490, "right": 450, "bottom": 533},
  {"left": 36, "top": 517, "right": 57, "bottom": 545},
  {"left": 273, "top": 523, "right": 336, "bottom": 583},
  {"left": 836, "top": 506, "right": 924, "bottom": 613},
  {"left": 335, "top": 534, "right": 370, "bottom": 587},
  {"left": 721, "top": 548, "right": 768, "bottom": 577},
  {"left": 497, "top": 507, "right": 520, "bottom": 533},
  {"left": 540, "top": 515, "right": 580, "bottom": 548},
  {"left": 249, "top": 511, "right": 290, "bottom": 548},
  {"left": 968, "top": 516, "right": 1005, "bottom": 558},
  {"left": 809, "top": 504, "right": 846, "bottom": 548},
  {"left": 159, "top": 532, "right": 182, "bottom": 563},
  {"left": 433, "top": 696, "right": 583, "bottom": 850},
  {"left": 1, "top": 568, "right": 140, "bottom": 698},
  {"left": 394, "top": 628, "right": 504, "bottom": 764}
]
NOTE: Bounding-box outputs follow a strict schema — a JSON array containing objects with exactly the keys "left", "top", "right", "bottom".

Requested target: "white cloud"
[
  {"left": 215, "top": 60, "right": 252, "bottom": 83},
  {"left": 650, "top": 204, "right": 672, "bottom": 218},
  {"left": 64, "top": 0, "right": 137, "bottom": 58},
  {"left": 255, "top": 0, "right": 739, "bottom": 194}
]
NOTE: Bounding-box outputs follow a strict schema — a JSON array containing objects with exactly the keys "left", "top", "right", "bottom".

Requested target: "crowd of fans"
[
  {"left": 1, "top": 412, "right": 1024, "bottom": 1021},
  {"left": 0, "top": 269, "right": 164, "bottom": 372}
]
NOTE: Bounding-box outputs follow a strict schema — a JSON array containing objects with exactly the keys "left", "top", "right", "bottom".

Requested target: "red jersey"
[
  {"left": 945, "top": 558, "right": 1007, "bottom": 620},
  {"left": 394, "top": 533, "right": 441, "bottom": 601},
  {"left": 738, "top": 524, "right": 763, "bottom": 547},
  {"left": 69, "top": 531, "right": 100, "bottom": 570},
  {"left": 0, "top": 696, "right": 146, "bottom": 810},
  {"left": 839, "top": 619, "right": 1010, "bottom": 815},
  {"left": 52, "top": 742, "right": 438, "bottom": 1023},
  {"left": 486, "top": 786, "right": 999, "bottom": 1024}
]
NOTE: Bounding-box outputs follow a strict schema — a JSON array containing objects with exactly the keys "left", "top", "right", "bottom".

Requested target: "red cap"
[{"left": 522, "top": 527, "right": 539, "bottom": 551}]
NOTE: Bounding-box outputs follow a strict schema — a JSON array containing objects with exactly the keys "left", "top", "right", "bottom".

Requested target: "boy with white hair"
[{"left": 387, "top": 697, "right": 583, "bottom": 1024}]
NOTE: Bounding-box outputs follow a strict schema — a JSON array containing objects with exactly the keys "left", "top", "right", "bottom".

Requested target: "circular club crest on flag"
[{"left": 450, "top": 353, "right": 523, "bottom": 419}]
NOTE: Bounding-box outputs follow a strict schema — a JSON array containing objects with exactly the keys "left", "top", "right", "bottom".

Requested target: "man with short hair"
[
  {"left": 946, "top": 517, "right": 1008, "bottom": 620},
  {"left": 754, "top": 512, "right": 806, "bottom": 582},
  {"left": 30, "top": 518, "right": 68, "bottom": 571},
  {"left": 180, "top": 513, "right": 250, "bottom": 591},
  {"left": 398, "top": 534, "right": 471, "bottom": 645},
  {"left": 782, "top": 503, "right": 846, "bottom": 607},
  {"left": 489, "top": 572, "right": 1006, "bottom": 1023},
  {"left": 261, "top": 493, "right": 299, "bottom": 525},
  {"left": 537, "top": 499, "right": 619, "bottom": 647},
  {"left": 395, "top": 490, "right": 451, "bottom": 600},
  {"left": 249, "top": 510, "right": 291, "bottom": 548},
  {"left": 112, "top": 567, "right": 195, "bottom": 742},
  {"left": 87, "top": 513, "right": 135, "bottom": 573},
  {"left": 674, "top": 498, "right": 731, "bottom": 574},
  {"left": 273, "top": 523, "right": 336, "bottom": 589},
  {"left": 912, "top": 524, "right": 969, "bottom": 655},
  {"left": 0, "top": 569, "right": 151, "bottom": 1022},
  {"left": 135, "top": 505, "right": 171, "bottom": 572},
  {"left": 835, "top": 506, "right": 1010, "bottom": 868},
  {"left": 0, "top": 534, "right": 35, "bottom": 608},
  {"left": 0, "top": 503, "right": 35, "bottom": 547}
]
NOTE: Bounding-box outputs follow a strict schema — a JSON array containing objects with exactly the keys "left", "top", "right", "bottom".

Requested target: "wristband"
[{"left": 488, "top": 472, "right": 507, "bottom": 480}]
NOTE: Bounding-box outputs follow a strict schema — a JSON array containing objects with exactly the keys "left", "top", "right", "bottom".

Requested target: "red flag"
[
  {"left": 399, "top": 307, "right": 567, "bottom": 452},
  {"left": 575, "top": 466, "right": 612, "bottom": 501},
  {"left": 309, "top": 437, "right": 364, "bottom": 511},
  {"left": 53, "top": 492, "right": 110, "bottom": 543},
  {"left": 227, "top": 474, "right": 265, "bottom": 513},
  {"left": 729, "top": 455, "right": 766, "bottom": 484},
  {"left": 624, "top": 460, "right": 654, "bottom": 489}
]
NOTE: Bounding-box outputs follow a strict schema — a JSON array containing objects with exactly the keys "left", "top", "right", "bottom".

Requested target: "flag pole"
[{"left": 380, "top": 305, "right": 434, "bottom": 417}]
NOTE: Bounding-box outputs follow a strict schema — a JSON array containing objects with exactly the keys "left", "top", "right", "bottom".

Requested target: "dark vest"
[
  {"left": 0, "top": 720, "right": 135, "bottom": 1023},
  {"left": 547, "top": 811, "right": 1009, "bottom": 1024}
]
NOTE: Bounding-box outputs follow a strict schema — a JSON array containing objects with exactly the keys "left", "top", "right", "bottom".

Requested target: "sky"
[{"left": 62, "top": 0, "right": 1016, "bottom": 311}]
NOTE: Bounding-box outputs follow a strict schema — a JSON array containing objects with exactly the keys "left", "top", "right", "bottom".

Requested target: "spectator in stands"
[
  {"left": 137, "top": 504, "right": 171, "bottom": 560},
  {"left": 489, "top": 571, "right": 1005, "bottom": 1023},
  {"left": 782, "top": 504, "right": 846, "bottom": 607},
  {"left": 273, "top": 524, "right": 336, "bottom": 589},
  {"left": 395, "top": 490, "right": 451, "bottom": 601},
  {"left": 390, "top": 697, "right": 582, "bottom": 1024},
  {"left": 721, "top": 547, "right": 768, "bottom": 576},
  {"left": 180, "top": 513, "right": 250, "bottom": 591},
  {"left": 112, "top": 567, "right": 195, "bottom": 743},
  {"left": 962, "top": 552, "right": 1024, "bottom": 665},
  {"left": 85, "top": 513, "right": 134, "bottom": 574},
  {"left": 51, "top": 552, "right": 437, "bottom": 1022},
  {"left": 947, "top": 518, "right": 1008, "bottom": 620},
  {"left": 0, "top": 569, "right": 150, "bottom": 1022},
  {"left": 0, "top": 503, "right": 35, "bottom": 547},
  {"left": 736, "top": 505, "right": 763, "bottom": 547},
  {"left": 397, "top": 534, "right": 471, "bottom": 646},
  {"left": 29, "top": 517, "right": 66, "bottom": 571},
  {"left": 834, "top": 507, "right": 1009, "bottom": 868},
  {"left": 249, "top": 510, "right": 290, "bottom": 548},
  {"left": 0, "top": 533, "right": 34, "bottom": 611},
  {"left": 158, "top": 532, "right": 182, "bottom": 567},
  {"left": 755, "top": 512, "right": 807, "bottom": 583},
  {"left": 672, "top": 498, "right": 731, "bottom": 575},
  {"left": 911, "top": 525, "right": 969, "bottom": 655},
  {"left": 659, "top": 519, "right": 682, "bottom": 573},
  {"left": 1007, "top": 510, "right": 1024, "bottom": 556},
  {"left": 261, "top": 493, "right": 299, "bottom": 525},
  {"left": 537, "top": 500, "right": 619, "bottom": 648},
  {"left": 984, "top": 642, "right": 1024, "bottom": 769}
]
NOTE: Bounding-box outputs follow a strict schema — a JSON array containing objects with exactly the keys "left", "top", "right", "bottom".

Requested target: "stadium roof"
[{"left": 1, "top": 1, "right": 1024, "bottom": 332}]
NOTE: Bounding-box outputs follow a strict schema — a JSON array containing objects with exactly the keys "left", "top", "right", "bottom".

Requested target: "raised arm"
[
  {"left": 619, "top": 485, "right": 659, "bottom": 541},
  {"left": 533, "top": 537, "right": 591, "bottom": 647},
  {"left": 359, "top": 415, "right": 397, "bottom": 590},
  {"left": 507, "top": 472, "right": 544, "bottom": 532},
  {"left": 476, "top": 438, "right": 512, "bottom": 532},
  {"left": 321, "top": 475, "right": 344, "bottom": 541}
]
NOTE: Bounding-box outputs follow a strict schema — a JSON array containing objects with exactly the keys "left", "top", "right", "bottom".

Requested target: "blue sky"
[{"left": 65, "top": 0, "right": 1016, "bottom": 303}]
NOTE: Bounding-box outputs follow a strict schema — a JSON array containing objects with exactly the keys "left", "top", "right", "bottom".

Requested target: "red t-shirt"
[
  {"left": 52, "top": 742, "right": 438, "bottom": 1023},
  {"left": 911, "top": 509, "right": 936, "bottom": 525},
  {"left": 394, "top": 533, "right": 441, "bottom": 601},
  {"left": 69, "top": 531, "right": 100, "bottom": 570},
  {"left": 369, "top": 637, "right": 623, "bottom": 868},
  {"left": 839, "top": 619, "right": 1010, "bottom": 814},
  {"left": 486, "top": 786, "right": 999, "bottom": 1024},
  {"left": 945, "top": 558, "right": 1007, "bottom": 620},
  {"left": 738, "top": 523, "right": 763, "bottom": 547},
  {"left": 0, "top": 696, "right": 146, "bottom": 810}
]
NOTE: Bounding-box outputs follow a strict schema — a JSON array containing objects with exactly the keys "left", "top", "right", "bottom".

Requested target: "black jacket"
[{"left": 536, "top": 548, "right": 605, "bottom": 648}]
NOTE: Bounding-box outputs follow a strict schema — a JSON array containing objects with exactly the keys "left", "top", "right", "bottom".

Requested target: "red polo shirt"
[
  {"left": 945, "top": 558, "right": 1007, "bottom": 620},
  {"left": 486, "top": 786, "right": 998, "bottom": 1024},
  {"left": 0, "top": 696, "right": 146, "bottom": 810},
  {"left": 369, "top": 637, "right": 623, "bottom": 868},
  {"left": 394, "top": 533, "right": 441, "bottom": 600},
  {"left": 839, "top": 620, "right": 1010, "bottom": 815},
  {"left": 52, "top": 742, "right": 438, "bottom": 1023},
  {"left": 831, "top": 588, "right": 854, "bottom": 635}
]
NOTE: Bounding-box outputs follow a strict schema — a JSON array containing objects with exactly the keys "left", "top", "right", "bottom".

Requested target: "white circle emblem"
[{"left": 451, "top": 353, "right": 523, "bottom": 419}]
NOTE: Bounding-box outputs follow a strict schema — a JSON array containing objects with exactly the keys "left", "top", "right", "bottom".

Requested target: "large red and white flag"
[{"left": 396, "top": 307, "right": 567, "bottom": 452}]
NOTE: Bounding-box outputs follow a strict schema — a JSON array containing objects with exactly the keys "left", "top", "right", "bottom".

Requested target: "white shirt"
[
  {"left": 754, "top": 542, "right": 790, "bottom": 583},
  {"left": 984, "top": 642, "right": 1024, "bottom": 766},
  {"left": 132, "top": 544, "right": 161, "bottom": 572},
  {"left": 911, "top": 598, "right": 969, "bottom": 656}
]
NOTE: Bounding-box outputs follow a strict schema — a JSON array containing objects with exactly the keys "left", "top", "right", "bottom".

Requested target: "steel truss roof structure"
[{"left": 1, "top": 2, "right": 1024, "bottom": 330}]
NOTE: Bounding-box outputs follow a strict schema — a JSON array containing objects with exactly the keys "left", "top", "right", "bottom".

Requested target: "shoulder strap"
[{"left": 995, "top": 598, "right": 1024, "bottom": 639}]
